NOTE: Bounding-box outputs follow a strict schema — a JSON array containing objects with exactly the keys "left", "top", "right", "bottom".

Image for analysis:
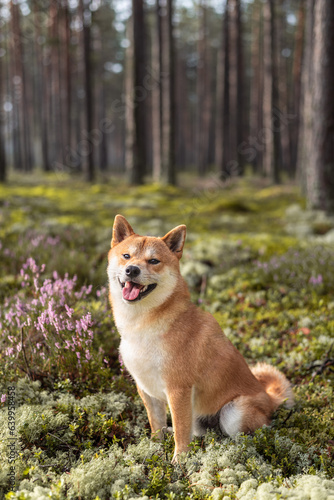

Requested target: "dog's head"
[{"left": 108, "top": 215, "right": 186, "bottom": 306}]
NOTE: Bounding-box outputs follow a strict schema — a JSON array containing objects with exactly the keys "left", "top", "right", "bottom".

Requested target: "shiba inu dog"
[{"left": 107, "top": 215, "right": 294, "bottom": 463}]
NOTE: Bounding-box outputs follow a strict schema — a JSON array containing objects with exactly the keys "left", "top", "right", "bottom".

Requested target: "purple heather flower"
[
  {"left": 1, "top": 394, "right": 6, "bottom": 403},
  {"left": 65, "top": 304, "right": 74, "bottom": 318},
  {"left": 309, "top": 274, "right": 323, "bottom": 285}
]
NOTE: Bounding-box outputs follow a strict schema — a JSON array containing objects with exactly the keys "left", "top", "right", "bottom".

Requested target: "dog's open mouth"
[{"left": 119, "top": 279, "right": 157, "bottom": 302}]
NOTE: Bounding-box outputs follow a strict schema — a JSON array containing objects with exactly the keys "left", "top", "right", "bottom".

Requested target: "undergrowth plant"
[{"left": 0, "top": 178, "right": 333, "bottom": 499}]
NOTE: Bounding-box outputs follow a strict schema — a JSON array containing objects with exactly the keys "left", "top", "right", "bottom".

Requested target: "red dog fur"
[{"left": 107, "top": 215, "right": 294, "bottom": 462}]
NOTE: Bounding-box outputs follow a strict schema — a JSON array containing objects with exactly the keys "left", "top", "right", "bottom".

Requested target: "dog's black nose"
[{"left": 125, "top": 265, "right": 141, "bottom": 278}]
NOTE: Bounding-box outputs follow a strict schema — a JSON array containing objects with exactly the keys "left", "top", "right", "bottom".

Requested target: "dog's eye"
[
  {"left": 123, "top": 254, "right": 130, "bottom": 259},
  {"left": 148, "top": 258, "right": 160, "bottom": 265}
]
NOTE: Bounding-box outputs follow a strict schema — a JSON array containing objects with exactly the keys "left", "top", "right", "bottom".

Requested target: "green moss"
[{"left": 1, "top": 176, "right": 334, "bottom": 499}]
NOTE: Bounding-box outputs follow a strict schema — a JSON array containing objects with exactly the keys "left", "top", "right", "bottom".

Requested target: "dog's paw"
[
  {"left": 151, "top": 426, "right": 173, "bottom": 441},
  {"left": 171, "top": 450, "right": 187, "bottom": 465}
]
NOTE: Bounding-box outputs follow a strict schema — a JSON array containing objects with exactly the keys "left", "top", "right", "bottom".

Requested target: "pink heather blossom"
[
  {"left": 65, "top": 304, "right": 74, "bottom": 318},
  {"left": 1, "top": 394, "right": 6, "bottom": 403},
  {"left": 1, "top": 257, "right": 96, "bottom": 373},
  {"left": 309, "top": 274, "right": 323, "bottom": 285},
  {"left": 66, "top": 320, "right": 74, "bottom": 330}
]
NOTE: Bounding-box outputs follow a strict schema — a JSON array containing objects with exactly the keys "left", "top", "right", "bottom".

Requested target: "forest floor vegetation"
[{"left": 0, "top": 174, "right": 333, "bottom": 499}]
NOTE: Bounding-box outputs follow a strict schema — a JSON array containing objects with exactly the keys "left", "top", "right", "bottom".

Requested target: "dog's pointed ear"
[
  {"left": 111, "top": 215, "right": 134, "bottom": 248},
  {"left": 161, "top": 225, "right": 186, "bottom": 259}
]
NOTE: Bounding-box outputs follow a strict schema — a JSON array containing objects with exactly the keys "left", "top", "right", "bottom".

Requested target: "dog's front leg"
[
  {"left": 137, "top": 386, "right": 167, "bottom": 440},
  {"left": 167, "top": 387, "right": 193, "bottom": 464}
]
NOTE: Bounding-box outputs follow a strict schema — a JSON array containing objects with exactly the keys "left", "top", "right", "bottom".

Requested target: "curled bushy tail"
[{"left": 251, "top": 362, "right": 294, "bottom": 410}]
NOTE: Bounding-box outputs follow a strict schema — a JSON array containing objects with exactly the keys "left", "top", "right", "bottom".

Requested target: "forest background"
[
  {"left": 0, "top": 0, "right": 333, "bottom": 208},
  {"left": 0, "top": 1, "right": 334, "bottom": 500}
]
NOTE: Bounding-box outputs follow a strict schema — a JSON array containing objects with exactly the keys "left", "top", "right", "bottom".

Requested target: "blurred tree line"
[{"left": 0, "top": 1, "right": 333, "bottom": 210}]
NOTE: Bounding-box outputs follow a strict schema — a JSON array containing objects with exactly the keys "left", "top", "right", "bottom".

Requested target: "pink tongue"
[{"left": 122, "top": 281, "right": 141, "bottom": 301}]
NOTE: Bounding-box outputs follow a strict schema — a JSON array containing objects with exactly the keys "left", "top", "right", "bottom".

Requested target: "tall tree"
[
  {"left": 297, "top": 0, "right": 314, "bottom": 192},
  {"left": 161, "top": 0, "right": 176, "bottom": 184},
  {"left": 305, "top": 1, "right": 334, "bottom": 211},
  {"left": 79, "top": 0, "right": 95, "bottom": 182},
  {"left": 221, "top": 0, "right": 230, "bottom": 177},
  {"left": 220, "top": 0, "right": 243, "bottom": 179},
  {"left": 124, "top": 15, "right": 135, "bottom": 179},
  {"left": 33, "top": 1, "right": 50, "bottom": 171},
  {"left": 276, "top": 1, "right": 291, "bottom": 175},
  {"left": 229, "top": 0, "right": 243, "bottom": 174},
  {"left": 49, "top": 1, "right": 64, "bottom": 168},
  {"left": 10, "top": 1, "right": 32, "bottom": 171},
  {"left": 290, "top": 0, "right": 305, "bottom": 175},
  {"left": 262, "top": 0, "right": 281, "bottom": 183},
  {"left": 175, "top": 53, "right": 187, "bottom": 169},
  {"left": 215, "top": 25, "right": 224, "bottom": 170},
  {"left": 0, "top": 18, "right": 6, "bottom": 182},
  {"left": 125, "top": 0, "right": 146, "bottom": 184},
  {"left": 61, "top": 0, "right": 72, "bottom": 164},
  {"left": 152, "top": 0, "right": 162, "bottom": 182},
  {"left": 196, "top": 0, "right": 211, "bottom": 176},
  {"left": 249, "top": 0, "right": 264, "bottom": 173}
]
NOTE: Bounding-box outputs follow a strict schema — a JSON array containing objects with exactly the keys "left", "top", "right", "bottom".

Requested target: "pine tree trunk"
[
  {"left": 221, "top": 0, "right": 243, "bottom": 179},
  {"left": 10, "top": 1, "right": 32, "bottom": 172},
  {"left": 161, "top": 0, "right": 176, "bottom": 185},
  {"left": 175, "top": 56, "right": 187, "bottom": 169},
  {"left": 306, "top": 1, "right": 334, "bottom": 211},
  {"left": 126, "top": 0, "right": 146, "bottom": 184},
  {"left": 62, "top": 0, "right": 72, "bottom": 163},
  {"left": 49, "top": 1, "right": 62, "bottom": 168},
  {"left": 94, "top": 27, "right": 108, "bottom": 173},
  {"left": 0, "top": 29, "right": 6, "bottom": 182},
  {"left": 290, "top": 0, "right": 305, "bottom": 176},
  {"left": 249, "top": 0, "right": 264, "bottom": 173},
  {"left": 33, "top": 2, "right": 50, "bottom": 171},
  {"left": 297, "top": 0, "right": 315, "bottom": 192},
  {"left": 152, "top": 0, "right": 162, "bottom": 182},
  {"left": 124, "top": 15, "right": 135, "bottom": 178},
  {"left": 215, "top": 33, "right": 224, "bottom": 170},
  {"left": 196, "top": 0, "right": 211, "bottom": 176},
  {"left": 225, "top": 0, "right": 243, "bottom": 175},
  {"left": 99, "top": 84, "right": 108, "bottom": 172},
  {"left": 270, "top": 0, "right": 281, "bottom": 183},
  {"left": 276, "top": 1, "right": 290, "bottom": 175},
  {"left": 263, "top": 0, "right": 281, "bottom": 183},
  {"left": 221, "top": 0, "right": 230, "bottom": 178},
  {"left": 228, "top": 0, "right": 238, "bottom": 172},
  {"left": 79, "top": 0, "right": 94, "bottom": 182},
  {"left": 262, "top": 1, "right": 273, "bottom": 178}
]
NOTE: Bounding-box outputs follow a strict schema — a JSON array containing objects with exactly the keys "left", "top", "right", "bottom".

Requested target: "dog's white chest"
[{"left": 119, "top": 327, "right": 167, "bottom": 402}]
